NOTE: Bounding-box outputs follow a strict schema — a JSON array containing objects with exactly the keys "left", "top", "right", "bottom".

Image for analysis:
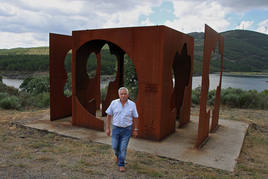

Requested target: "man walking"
[{"left": 105, "top": 87, "right": 139, "bottom": 172}]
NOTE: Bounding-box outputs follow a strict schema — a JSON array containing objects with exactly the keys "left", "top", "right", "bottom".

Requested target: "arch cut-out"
[{"left": 170, "top": 44, "right": 191, "bottom": 127}]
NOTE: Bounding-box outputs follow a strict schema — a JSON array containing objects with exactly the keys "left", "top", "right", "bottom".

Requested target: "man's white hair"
[{"left": 118, "top": 87, "right": 129, "bottom": 95}]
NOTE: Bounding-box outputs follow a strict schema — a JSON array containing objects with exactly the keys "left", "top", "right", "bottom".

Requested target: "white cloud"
[
  {"left": 165, "top": 1, "right": 230, "bottom": 33},
  {"left": 257, "top": 19, "right": 268, "bottom": 34},
  {"left": 99, "top": 4, "right": 154, "bottom": 28},
  {"left": 214, "top": 0, "right": 268, "bottom": 11},
  {"left": 140, "top": 17, "right": 154, "bottom": 26},
  {"left": 178, "top": 0, "right": 268, "bottom": 11},
  {"left": 0, "top": 0, "right": 163, "bottom": 48},
  {"left": 235, "top": 20, "right": 254, "bottom": 30},
  {"left": 95, "top": 0, "right": 166, "bottom": 28},
  {"left": 1, "top": 0, "right": 268, "bottom": 48}
]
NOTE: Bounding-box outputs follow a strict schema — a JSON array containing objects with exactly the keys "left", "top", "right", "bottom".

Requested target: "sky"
[{"left": 0, "top": 0, "right": 268, "bottom": 49}]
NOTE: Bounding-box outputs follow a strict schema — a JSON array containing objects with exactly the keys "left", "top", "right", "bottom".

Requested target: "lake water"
[
  {"left": 192, "top": 74, "right": 268, "bottom": 92},
  {"left": 2, "top": 78, "right": 23, "bottom": 89},
  {"left": 2, "top": 74, "right": 268, "bottom": 92}
]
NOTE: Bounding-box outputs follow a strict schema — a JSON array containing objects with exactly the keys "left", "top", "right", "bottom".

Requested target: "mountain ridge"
[{"left": 0, "top": 29, "right": 268, "bottom": 73}]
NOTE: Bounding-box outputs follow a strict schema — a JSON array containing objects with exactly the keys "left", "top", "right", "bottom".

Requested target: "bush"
[
  {"left": 124, "top": 55, "right": 138, "bottom": 101},
  {"left": 0, "top": 82, "right": 19, "bottom": 96},
  {"left": 18, "top": 91, "right": 35, "bottom": 109},
  {"left": 64, "top": 90, "right": 72, "bottom": 97},
  {"left": 207, "top": 89, "right": 216, "bottom": 105},
  {"left": 192, "top": 87, "right": 268, "bottom": 110},
  {"left": 64, "top": 73, "right": 72, "bottom": 97},
  {"left": 33, "top": 92, "right": 50, "bottom": 108},
  {"left": 221, "top": 89, "right": 241, "bottom": 107},
  {"left": 0, "top": 96, "right": 21, "bottom": 109},
  {"left": 191, "top": 86, "right": 201, "bottom": 105},
  {"left": 0, "top": 92, "right": 9, "bottom": 100},
  {"left": 20, "top": 75, "right": 49, "bottom": 95}
]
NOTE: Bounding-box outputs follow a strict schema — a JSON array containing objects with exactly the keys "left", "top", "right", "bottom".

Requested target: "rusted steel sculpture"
[
  {"left": 49, "top": 33, "right": 72, "bottom": 121},
  {"left": 50, "top": 25, "right": 194, "bottom": 140},
  {"left": 196, "top": 25, "right": 224, "bottom": 147},
  {"left": 50, "top": 25, "right": 224, "bottom": 146}
]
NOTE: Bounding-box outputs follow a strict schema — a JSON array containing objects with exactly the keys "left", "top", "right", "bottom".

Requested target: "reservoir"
[
  {"left": 192, "top": 74, "right": 268, "bottom": 92},
  {"left": 2, "top": 78, "right": 23, "bottom": 89},
  {"left": 2, "top": 74, "right": 268, "bottom": 92}
]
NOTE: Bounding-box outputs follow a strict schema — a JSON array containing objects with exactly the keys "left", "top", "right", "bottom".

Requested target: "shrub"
[
  {"left": 191, "top": 86, "right": 201, "bottom": 105},
  {"left": 221, "top": 88, "right": 242, "bottom": 107},
  {"left": 64, "top": 73, "right": 72, "bottom": 97},
  {"left": 18, "top": 91, "right": 35, "bottom": 109},
  {"left": 207, "top": 89, "right": 216, "bottom": 105},
  {"left": 0, "top": 96, "right": 21, "bottom": 109},
  {"left": 0, "top": 92, "right": 9, "bottom": 100},
  {"left": 64, "top": 90, "right": 72, "bottom": 97},
  {"left": 33, "top": 92, "right": 50, "bottom": 108},
  {"left": 0, "top": 82, "right": 19, "bottom": 96},
  {"left": 128, "top": 86, "right": 138, "bottom": 102},
  {"left": 20, "top": 76, "right": 49, "bottom": 95},
  {"left": 192, "top": 87, "right": 268, "bottom": 110},
  {"left": 257, "top": 91, "right": 268, "bottom": 110}
]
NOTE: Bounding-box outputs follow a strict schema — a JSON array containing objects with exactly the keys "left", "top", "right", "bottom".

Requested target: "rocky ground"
[{"left": 0, "top": 107, "right": 268, "bottom": 178}]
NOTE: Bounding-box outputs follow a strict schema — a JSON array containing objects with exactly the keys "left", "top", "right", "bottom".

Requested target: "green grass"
[
  {"left": 223, "top": 71, "right": 268, "bottom": 76},
  {"left": 28, "top": 141, "right": 53, "bottom": 149},
  {"left": 0, "top": 47, "right": 49, "bottom": 55}
]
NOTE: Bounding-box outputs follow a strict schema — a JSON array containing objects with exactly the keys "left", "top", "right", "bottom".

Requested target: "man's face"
[{"left": 119, "top": 89, "right": 129, "bottom": 102}]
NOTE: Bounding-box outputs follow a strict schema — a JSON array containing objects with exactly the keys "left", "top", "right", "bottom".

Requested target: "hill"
[
  {"left": 0, "top": 47, "right": 49, "bottom": 55},
  {"left": 0, "top": 30, "right": 268, "bottom": 74},
  {"left": 189, "top": 30, "right": 268, "bottom": 73}
]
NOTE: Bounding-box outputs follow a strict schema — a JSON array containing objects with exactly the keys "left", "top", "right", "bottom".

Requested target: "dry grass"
[{"left": 0, "top": 106, "right": 268, "bottom": 178}]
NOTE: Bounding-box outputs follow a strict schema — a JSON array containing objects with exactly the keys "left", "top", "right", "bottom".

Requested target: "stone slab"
[{"left": 20, "top": 114, "right": 248, "bottom": 172}]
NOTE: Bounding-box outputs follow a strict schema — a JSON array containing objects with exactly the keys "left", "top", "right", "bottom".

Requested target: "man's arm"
[
  {"left": 106, "top": 115, "right": 112, "bottom": 136},
  {"left": 133, "top": 117, "right": 138, "bottom": 138},
  {"left": 133, "top": 117, "right": 138, "bottom": 129}
]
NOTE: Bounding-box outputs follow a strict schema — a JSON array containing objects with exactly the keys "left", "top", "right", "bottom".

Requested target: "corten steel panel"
[
  {"left": 49, "top": 33, "right": 72, "bottom": 121},
  {"left": 73, "top": 96, "right": 104, "bottom": 131},
  {"left": 196, "top": 25, "right": 224, "bottom": 147}
]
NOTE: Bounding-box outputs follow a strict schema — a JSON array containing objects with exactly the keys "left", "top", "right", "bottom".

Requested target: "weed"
[
  {"left": 1, "top": 134, "right": 7, "bottom": 142},
  {"left": 35, "top": 156, "right": 54, "bottom": 162},
  {"left": 17, "top": 163, "right": 26, "bottom": 168},
  {"left": 129, "top": 162, "right": 164, "bottom": 177},
  {"left": 29, "top": 141, "right": 53, "bottom": 149}
]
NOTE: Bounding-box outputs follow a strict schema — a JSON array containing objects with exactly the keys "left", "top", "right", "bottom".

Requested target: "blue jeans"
[{"left": 112, "top": 125, "right": 132, "bottom": 167}]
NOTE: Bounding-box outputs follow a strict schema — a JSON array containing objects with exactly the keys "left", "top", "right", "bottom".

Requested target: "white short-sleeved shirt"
[{"left": 105, "top": 99, "right": 139, "bottom": 128}]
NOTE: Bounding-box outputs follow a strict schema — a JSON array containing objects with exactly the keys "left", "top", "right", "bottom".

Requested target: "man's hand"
[
  {"left": 133, "top": 130, "right": 138, "bottom": 138},
  {"left": 106, "top": 128, "right": 110, "bottom": 136}
]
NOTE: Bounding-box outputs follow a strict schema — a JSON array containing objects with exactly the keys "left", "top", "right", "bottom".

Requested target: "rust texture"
[
  {"left": 196, "top": 25, "right": 224, "bottom": 147},
  {"left": 49, "top": 33, "right": 72, "bottom": 121},
  {"left": 50, "top": 26, "right": 194, "bottom": 140}
]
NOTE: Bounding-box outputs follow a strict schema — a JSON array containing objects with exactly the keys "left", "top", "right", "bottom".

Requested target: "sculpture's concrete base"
[{"left": 17, "top": 113, "right": 248, "bottom": 172}]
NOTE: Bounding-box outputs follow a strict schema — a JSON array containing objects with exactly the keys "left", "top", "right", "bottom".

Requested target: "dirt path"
[{"left": 0, "top": 107, "right": 268, "bottom": 178}]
